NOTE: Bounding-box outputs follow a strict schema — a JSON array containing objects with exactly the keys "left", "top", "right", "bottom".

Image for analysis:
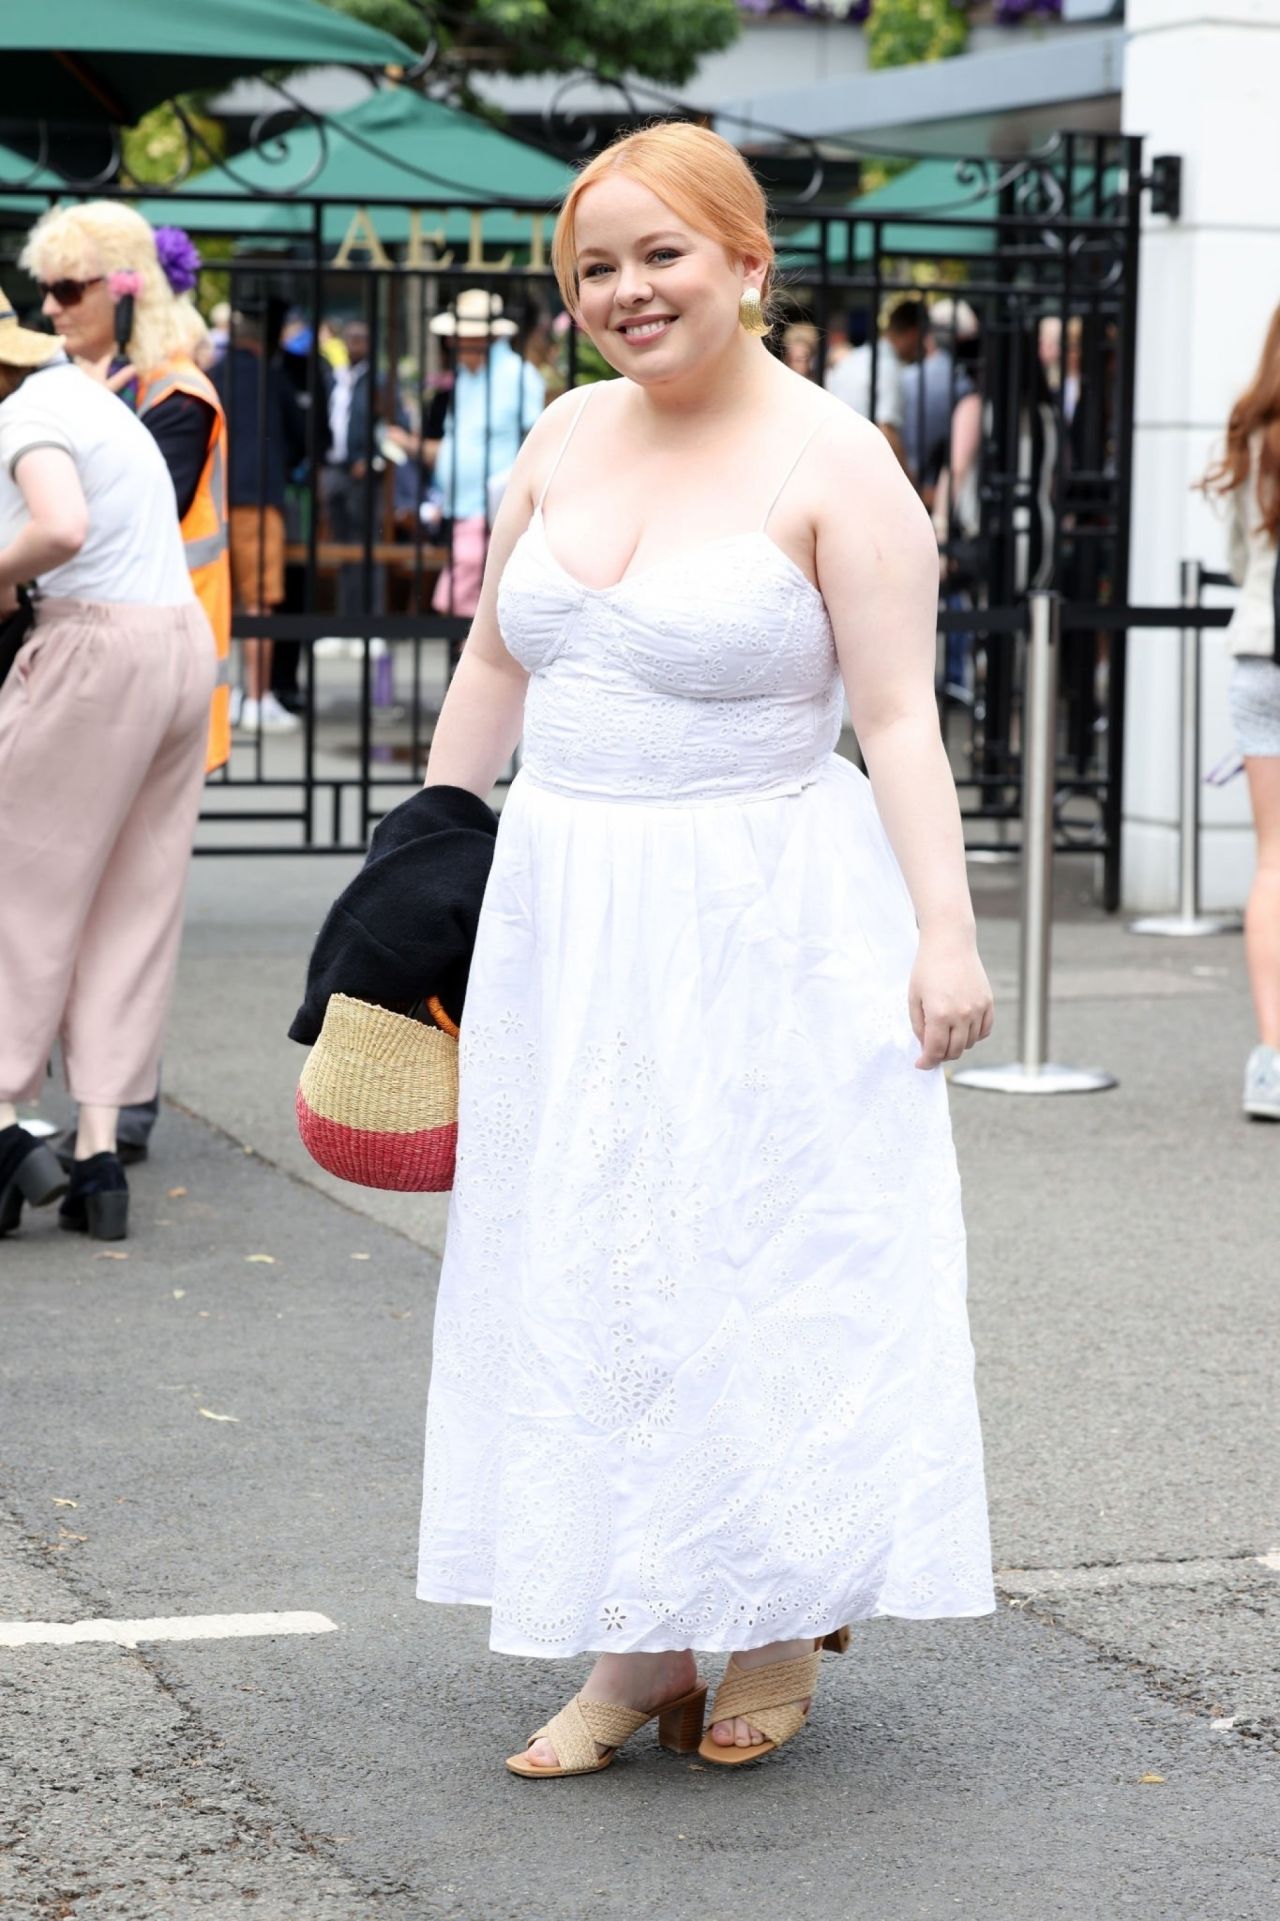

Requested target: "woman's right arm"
[
  {"left": 422, "top": 388, "right": 579, "bottom": 799},
  {"left": 0, "top": 448, "right": 88, "bottom": 590}
]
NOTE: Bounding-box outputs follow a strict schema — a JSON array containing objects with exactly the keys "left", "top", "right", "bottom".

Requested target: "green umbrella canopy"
[
  {"left": 779, "top": 161, "right": 998, "bottom": 271},
  {"left": 779, "top": 156, "right": 1122, "bottom": 273},
  {"left": 0, "top": 0, "right": 418, "bottom": 126},
  {"left": 138, "top": 87, "right": 574, "bottom": 256}
]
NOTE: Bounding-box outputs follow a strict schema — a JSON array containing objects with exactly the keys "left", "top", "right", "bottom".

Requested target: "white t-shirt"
[
  {"left": 825, "top": 339, "right": 904, "bottom": 431},
  {"left": 0, "top": 360, "right": 192, "bottom": 604}
]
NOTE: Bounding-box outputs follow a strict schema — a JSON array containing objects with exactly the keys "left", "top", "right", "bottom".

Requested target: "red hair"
[
  {"left": 1201, "top": 302, "right": 1280, "bottom": 540},
  {"left": 551, "top": 121, "right": 774, "bottom": 316}
]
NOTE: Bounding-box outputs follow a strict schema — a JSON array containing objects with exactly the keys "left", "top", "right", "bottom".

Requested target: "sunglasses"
[{"left": 38, "top": 276, "right": 104, "bottom": 308}]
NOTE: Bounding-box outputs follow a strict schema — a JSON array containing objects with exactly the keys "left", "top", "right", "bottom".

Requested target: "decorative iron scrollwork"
[{"left": 542, "top": 70, "right": 639, "bottom": 159}]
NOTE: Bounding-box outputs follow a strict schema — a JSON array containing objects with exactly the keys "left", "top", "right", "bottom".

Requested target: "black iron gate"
[{"left": 0, "top": 128, "right": 1149, "bottom": 903}]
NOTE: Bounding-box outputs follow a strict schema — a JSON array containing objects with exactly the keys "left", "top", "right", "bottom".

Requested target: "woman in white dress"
[{"left": 416, "top": 122, "right": 996, "bottom": 1776}]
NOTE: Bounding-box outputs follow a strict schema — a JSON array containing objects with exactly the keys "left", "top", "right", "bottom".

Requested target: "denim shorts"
[{"left": 1229, "top": 656, "right": 1280, "bottom": 757}]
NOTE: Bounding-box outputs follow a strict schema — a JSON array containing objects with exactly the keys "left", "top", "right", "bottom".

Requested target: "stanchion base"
[
  {"left": 950, "top": 1061, "right": 1118, "bottom": 1095},
  {"left": 1128, "top": 914, "right": 1243, "bottom": 937}
]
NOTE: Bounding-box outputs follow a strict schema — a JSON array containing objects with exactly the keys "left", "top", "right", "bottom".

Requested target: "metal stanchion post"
[
  {"left": 953, "top": 593, "right": 1116, "bottom": 1096},
  {"left": 1130, "top": 559, "right": 1242, "bottom": 937}
]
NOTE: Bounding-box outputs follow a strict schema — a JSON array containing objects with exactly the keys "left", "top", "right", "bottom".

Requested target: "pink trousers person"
[
  {"left": 0, "top": 597, "right": 215, "bottom": 1107},
  {"left": 431, "top": 513, "right": 489, "bottom": 619}
]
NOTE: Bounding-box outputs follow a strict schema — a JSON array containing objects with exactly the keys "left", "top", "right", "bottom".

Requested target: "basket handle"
[{"left": 425, "top": 995, "right": 460, "bottom": 1040}]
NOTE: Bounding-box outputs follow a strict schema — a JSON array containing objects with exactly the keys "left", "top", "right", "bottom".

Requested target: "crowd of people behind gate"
[
  {"left": 181, "top": 286, "right": 548, "bottom": 729},
  {"left": 194, "top": 282, "right": 1068, "bottom": 724},
  {"left": 0, "top": 214, "right": 1125, "bottom": 762}
]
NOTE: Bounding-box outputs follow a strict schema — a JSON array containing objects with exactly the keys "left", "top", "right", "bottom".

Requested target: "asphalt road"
[{"left": 2, "top": 854, "right": 1277, "bottom": 1920}]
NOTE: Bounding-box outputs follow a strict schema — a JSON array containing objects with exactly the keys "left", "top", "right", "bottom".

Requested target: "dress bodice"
[{"left": 498, "top": 507, "right": 841, "bottom": 805}]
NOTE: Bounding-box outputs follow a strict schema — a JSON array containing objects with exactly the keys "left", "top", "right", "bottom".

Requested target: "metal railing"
[
  {"left": 0, "top": 133, "right": 1145, "bottom": 877},
  {"left": 952, "top": 591, "right": 1117, "bottom": 1097},
  {"left": 1129, "top": 561, "right": 1243, "bottom": 937},
  {"left": 953, "top": 563, "right": 1245, "bottom": 1097}
]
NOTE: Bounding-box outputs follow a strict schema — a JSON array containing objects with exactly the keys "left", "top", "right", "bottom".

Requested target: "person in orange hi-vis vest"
[
  {"left": 20, "top": 203, "right": 231, "bottom": 1165},
  {"left": 21, "top": 204, "right": 231, "bottom": 777},
  {"left": 135, "top": 350, "right": 230, "bottom": 773}
]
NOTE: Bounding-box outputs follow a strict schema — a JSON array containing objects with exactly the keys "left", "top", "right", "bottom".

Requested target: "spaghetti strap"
[
  {"left": 537, "top": 387, "right": 596, "bottom": 511},
  {"left": 761, "top": 417, "right": 827, "bottom": 532}
]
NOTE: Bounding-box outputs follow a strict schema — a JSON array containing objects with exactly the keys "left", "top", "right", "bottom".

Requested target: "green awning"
[
  {"left": 0, "top": 0, "right": 419, "bottom": 126},
  {"left": 779, "top": 161, "right": 998, "bottom": 270},
  {"left": 779, "top": 156, "right": 1124, "bottom": 272},
  {"left": 136, "top": 86, "right": 574, "bottom": 254}
]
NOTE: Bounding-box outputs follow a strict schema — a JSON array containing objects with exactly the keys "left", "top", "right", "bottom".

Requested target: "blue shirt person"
[{"left": 430, "top": 295, "right": 546, "bottom": 521}]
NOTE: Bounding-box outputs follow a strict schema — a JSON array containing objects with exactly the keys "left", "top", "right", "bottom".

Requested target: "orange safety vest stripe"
[{"left": 136, "top": 357, "right": 232, "bottom": 773}]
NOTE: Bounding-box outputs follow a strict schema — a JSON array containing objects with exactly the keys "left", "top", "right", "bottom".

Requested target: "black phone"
[{"left": 111, "top": 292, "right": 139, "bottom": 410}]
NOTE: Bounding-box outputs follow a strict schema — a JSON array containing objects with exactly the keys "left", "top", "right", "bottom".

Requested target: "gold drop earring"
[{"left": 738, "top": 286, "right": 770, "bottom": 337}]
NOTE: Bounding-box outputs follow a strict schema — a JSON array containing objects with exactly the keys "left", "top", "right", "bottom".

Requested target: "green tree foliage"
[
  {"left": 120, "top": 101, "right": 225, "bottom": 188},
  {"left": 866, "top": 0, "right": 967, "bottom": 71},
  {"left": 118, "top": 103, "right": 231, "bottom": 317},
  {"left": 319, "top": 0, "right": 742, "bottom": 90}
]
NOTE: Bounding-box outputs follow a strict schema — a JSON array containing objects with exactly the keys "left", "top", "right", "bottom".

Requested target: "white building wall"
[{"left": 1121, "top": 0, "right": 1280, "bottom": 909}]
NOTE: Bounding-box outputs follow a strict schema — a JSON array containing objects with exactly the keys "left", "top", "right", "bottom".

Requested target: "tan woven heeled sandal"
[
  {"left": 505, "top": 1682, "right": 708, "bottom": 1779},
  {"left": 697, "top": 1627, "right": 850, "bottom": 1768}
]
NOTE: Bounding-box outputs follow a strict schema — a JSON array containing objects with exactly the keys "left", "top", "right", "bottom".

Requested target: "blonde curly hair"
[{"left": 21, "top": 201, "right": 206, "bottom": 374}]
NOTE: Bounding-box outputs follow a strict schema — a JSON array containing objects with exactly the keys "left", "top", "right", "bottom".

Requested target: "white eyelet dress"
[{"left": 417, "top": 394, "right": 995, "bottom": 1657}]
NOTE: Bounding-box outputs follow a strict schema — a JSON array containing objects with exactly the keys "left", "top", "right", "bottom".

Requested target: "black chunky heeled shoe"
[
  {"left": 0, "top": 1124, "right": 69, "bottom": 1237},
  {"left": 58, "top": 1152, "right": 129, "bottom": 1242}
]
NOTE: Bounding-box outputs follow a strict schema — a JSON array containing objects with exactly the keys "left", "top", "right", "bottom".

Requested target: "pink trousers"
[
  {"left": 0, "top": 596, "right": 215, "bottom": 1107},
  {"left": 431, "top": 514, "right": 488, "bottom": 619}
]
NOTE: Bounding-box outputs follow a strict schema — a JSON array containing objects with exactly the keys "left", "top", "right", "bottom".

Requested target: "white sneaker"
[
  {"left": 228, "top": 685, "right": 243, "bottom": 728},
  {"left": 238, "top": 692, "right": 300, "bottom": 735},
  {"left": 1243, "top": 1044, "right": 1280, "bottom": 1121}
]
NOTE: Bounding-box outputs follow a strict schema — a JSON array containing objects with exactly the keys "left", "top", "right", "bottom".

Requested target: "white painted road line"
[{"left": 0, "top": 1611, "right": 338, "bottom": 1649}]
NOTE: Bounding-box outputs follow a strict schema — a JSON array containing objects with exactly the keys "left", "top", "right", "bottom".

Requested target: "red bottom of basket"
[{"left": 296, "top": 1089, "right": 457, "bottom": 1192}]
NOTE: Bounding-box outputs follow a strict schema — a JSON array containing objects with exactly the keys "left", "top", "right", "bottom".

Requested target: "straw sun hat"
[
  {"left": 0, "top": 290, "right": 60, "bottom": 369},
  {"left": 430, "top": 288, "right": 517, "bottom": 339}
]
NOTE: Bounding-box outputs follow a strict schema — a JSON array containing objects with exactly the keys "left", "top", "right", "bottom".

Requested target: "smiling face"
[{"left": 571, "top": 174, "right": 764, "bottom": 387}]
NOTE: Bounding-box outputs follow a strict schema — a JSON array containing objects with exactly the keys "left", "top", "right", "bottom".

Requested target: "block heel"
[
  {"left": 657, "top": 1684, "right": 708, "bottom": 1754},
  {"left": 84, "top": 1189, "right": 129, "bottom": 1241},
  {"left": 16, "top": 1143, "right": 69, "bottom": 1209},
  {"left": 0, "top": 1127, "right": 70, "bottom": 1236},
  {"left": 58, "top": 1152, "right": 129, "bottom": 1241}
]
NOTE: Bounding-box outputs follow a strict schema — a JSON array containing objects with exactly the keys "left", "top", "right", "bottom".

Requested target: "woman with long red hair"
[{"left": 1204, "top": 306, "right": 1280, "bottom": 1119}]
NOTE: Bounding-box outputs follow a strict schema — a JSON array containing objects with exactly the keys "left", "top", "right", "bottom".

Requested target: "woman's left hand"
[
  {"left": 908, "top": 926, "right": 994, "bottom": 1069},
  {"left": 77, "top": 353, "right": 136, "bottom": 396},
  {"left": 0, "top": 579, "right": 17, "bottom": 615}
]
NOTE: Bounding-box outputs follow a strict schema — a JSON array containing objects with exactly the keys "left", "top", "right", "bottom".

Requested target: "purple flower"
[
  {"left": 154, "top": 226, "right": 202, "bottom": 296},
  {"left": 736, "top": 1, "right": 870, "bottom": 16},
  {"left": 993, "top": 0, "right": 1062, "bottom": 19}
]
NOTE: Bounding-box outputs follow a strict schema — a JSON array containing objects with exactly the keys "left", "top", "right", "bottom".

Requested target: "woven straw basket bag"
[{"left": 296, "top": 992, "right": 459, "bottom": 1192}]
